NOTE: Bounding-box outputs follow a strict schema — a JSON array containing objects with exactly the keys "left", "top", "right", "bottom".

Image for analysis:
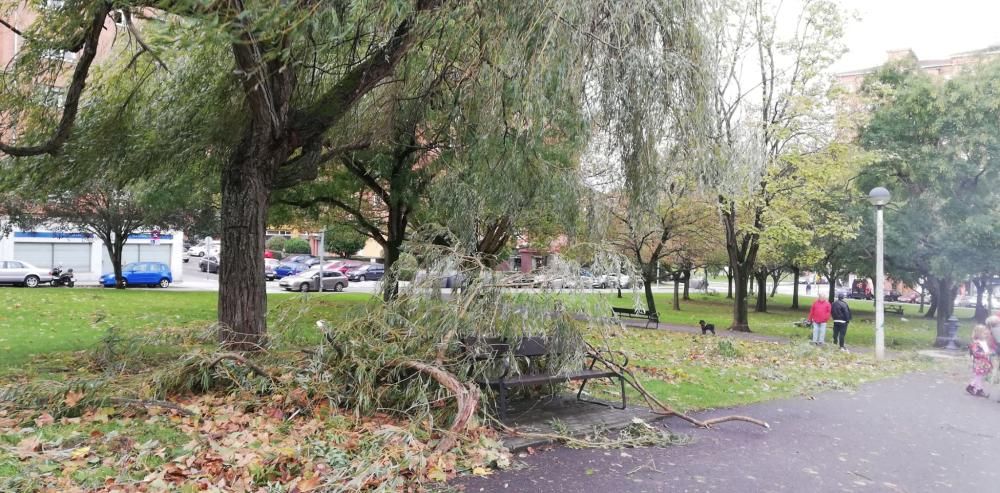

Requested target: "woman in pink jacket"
[{"left": 808, "top": 293, "right": 832, "bottom": 345}]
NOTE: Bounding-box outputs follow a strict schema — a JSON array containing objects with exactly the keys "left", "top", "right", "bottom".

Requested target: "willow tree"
[
  {"left": 702, "top": 0, "right": 846, "bottom": 331},
  {"left": 0, "top": 0, "right": 620, "bottom": 348}
]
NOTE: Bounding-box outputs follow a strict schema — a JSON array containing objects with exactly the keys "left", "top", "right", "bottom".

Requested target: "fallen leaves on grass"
[{"left": 1, "top": 393, "right": 511, "bottom": 492}]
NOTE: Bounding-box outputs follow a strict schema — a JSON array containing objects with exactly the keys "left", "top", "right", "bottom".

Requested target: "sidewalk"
[{"left": 458, "top": 361, "right": 1000, "bottom": 492}]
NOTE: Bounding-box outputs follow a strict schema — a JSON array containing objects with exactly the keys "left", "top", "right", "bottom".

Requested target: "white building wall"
[{"left": 0, "top": 223, "right": 184, "bottom": 283}]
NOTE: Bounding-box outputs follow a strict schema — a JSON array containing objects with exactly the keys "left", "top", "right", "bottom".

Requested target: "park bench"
[
  {"left": 885, "top": 303, "right": 904, "bottom": 315},
  {"left": 611, "top": 307, "right": 659, "bottom": 329},
  {"left": 462, "top": 336, "right": 628, "bottom": 420}
]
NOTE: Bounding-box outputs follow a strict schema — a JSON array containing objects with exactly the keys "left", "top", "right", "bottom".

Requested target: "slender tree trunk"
[
  {"left": 732, "top": 270, "right": 750, "bottom": 331},
  {"left": 933, "top": 277, "right": 956, "bottom": 347},
  {"left": 382, "top": 240, "right": 402, "bottom": 301},
  {"left": 974, "top": 278, "right": 987, "bottom": 323},
  {"left": 642, "top": 268, "right": 657, "bottom": 315},
  {"left": 791, "top": 266, "right": 800, "bottom": 309},
  {"left": 918, "top": 284, "right": 926, "bottom": 313},
  {"left": 769, "top": 271, "right": 780, "bottom": 298},
  {"left": 381, "top": 198, "right": 409, "bottom": 301},
  {"left": 682, "top": 269, "right": 691, "bottom": 300},
  {"left": 754, "top": 270, "right": 768, "bottom": 312},
  {"left": 828, "top": 279, "right": 836, "bottom": 303},
  {"left": 726, "top": 268, "right": 733, "bottom": 299},
  {"left": 673, "top": 276, "right": 681, "bottom": 311},
  {"left": 105, "top": 238, "right": 127, "bottom": 289},
  {"left": 925, "top": 278, "right": 938, "bottom": 319},
  {"left": 218, "top": 146, "right": 273, "bottom": 351}
]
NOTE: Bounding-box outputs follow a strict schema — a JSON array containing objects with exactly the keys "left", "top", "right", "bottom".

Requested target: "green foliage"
[
  {"left": 323, "top": 224, "right": 367, "bottom": 258},
  {"left": 265, "top": 236, "right": 287, "bottom": 253},
  {"left": 857, "top": 59, "right": 1000, "bottom": 289},
  {"left": 283, "top": 238, "right": 311, "bottom": 254}
]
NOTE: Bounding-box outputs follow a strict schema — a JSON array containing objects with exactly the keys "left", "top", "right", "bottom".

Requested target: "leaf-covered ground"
[{"left": 1, "top": 393, "right": 508, "bottom": 492}]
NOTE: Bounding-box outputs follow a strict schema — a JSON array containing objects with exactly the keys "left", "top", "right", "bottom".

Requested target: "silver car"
[
  {"left": 278, "top": 268, "right": 349, "bottom": 292},
  {"left": 0, "top": 260, "right": 54, "bottom": 287}
]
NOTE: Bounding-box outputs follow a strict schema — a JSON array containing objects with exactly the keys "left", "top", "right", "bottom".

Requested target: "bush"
[
  {"left": 284, "top": 238, "right": 311, "bottom": 254},
  {"left": 265, "top": 236, "right": 287, "bottom": 252}
]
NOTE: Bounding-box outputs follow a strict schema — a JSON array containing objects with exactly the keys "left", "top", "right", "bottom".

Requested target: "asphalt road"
[{"left": 458, "top": 361, "right": 1000, "bottom": 493}]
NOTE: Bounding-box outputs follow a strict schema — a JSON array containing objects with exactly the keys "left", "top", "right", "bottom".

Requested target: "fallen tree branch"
[
  {"left": 392, "top": 360, "right": 480, "bottom": 454},
  {"left": 586, "top": 343, "right": 770, "bottom": 430},
  {"left": 207, "top": 353, "right": 276, "bottom": 383},
  {"left": 109, "top": 397, "right": 195, "bottom": 416}
]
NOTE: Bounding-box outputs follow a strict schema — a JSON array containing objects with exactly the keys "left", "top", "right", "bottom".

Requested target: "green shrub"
[
  {"left": 284, "top": 238, "right": 311, "bottom": 254},
  {"left": 265, "top": 236, "right": 287, "bottom": 252}
]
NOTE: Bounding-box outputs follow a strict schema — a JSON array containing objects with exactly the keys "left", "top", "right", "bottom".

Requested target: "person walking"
[
  {"left": 966, "top": 325, "right": 995, "bottom": 398},
  {"left": 808, "top": 293, "right": 832, "bottom": 346},
  {"left": 831, "top": 293, "right": 852, "bottom": 351}
]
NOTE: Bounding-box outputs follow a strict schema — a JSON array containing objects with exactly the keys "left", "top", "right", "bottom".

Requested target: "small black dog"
[{"left": 699, "top": 320, "right": 716, "bottom": 335}]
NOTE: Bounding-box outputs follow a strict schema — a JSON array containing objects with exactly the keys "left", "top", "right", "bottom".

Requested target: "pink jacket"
[{"left": 809, "top": 299, "right": 832, "bottom": 323}]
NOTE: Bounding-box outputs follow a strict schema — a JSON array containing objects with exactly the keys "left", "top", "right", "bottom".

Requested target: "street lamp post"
[{"left": 868, "top": 187, "right": 891, "bottom": 360}]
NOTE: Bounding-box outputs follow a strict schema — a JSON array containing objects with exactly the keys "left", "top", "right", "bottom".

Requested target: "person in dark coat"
[{"left": 831, "top": 293, "right": 853, "bottom": 351}]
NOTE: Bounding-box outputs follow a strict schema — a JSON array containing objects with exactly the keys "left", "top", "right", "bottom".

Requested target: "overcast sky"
[{"left": 831, "top": 0, "right": 1000, "bottom": 73}]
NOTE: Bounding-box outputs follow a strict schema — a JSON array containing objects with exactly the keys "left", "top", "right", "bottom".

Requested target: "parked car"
[
  {"left": 0, "top": 260, "right": 53, "bottom": 287},
  {"left": 264, "top": 258, "right": 280, "bottom": 281},
  {"left": 325, "top": 260, "right": 365, "bottom": 274},
  {"left": 347, "top": 263, "right": 385, "bottom": 282},
  {"left": 188, "top": 242, "right": 221, "bottom": 257},
  {"left": 955, "top": 294, "right": 977, "bottom": 308},
  {"left": 100, "top": 262, "right": 173, "bottom": 288},
  {"left": 278, "top": 268, "right": 349, "bottom": 292},
  {"left": 199, "top": 256, "right": 220, "bottom": 273},
  {"left": 274, "top": 257, "right": 320, "bottom": 278}
]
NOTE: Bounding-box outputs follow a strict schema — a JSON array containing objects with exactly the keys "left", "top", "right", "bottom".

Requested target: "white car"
[
  {"left": 187, "top": 244, "right": 221, "bottom": 257},
  {"left": 0, "top": 260, "right": 54, "bottom": 287}
]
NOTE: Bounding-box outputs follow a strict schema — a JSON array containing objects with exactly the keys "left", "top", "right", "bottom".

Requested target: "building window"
[{"left": 42, "top": 48, "right": 77, "bottom": 63}]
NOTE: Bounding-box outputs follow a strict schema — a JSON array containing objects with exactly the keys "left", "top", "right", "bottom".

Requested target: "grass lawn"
[
  {"left": 602, "top": 291, "right": 968, "bottom": 350},
  {"left": 0, "top": 288, "right": 372, "bottom": 369},
  {"left": 584, "top": 329, "right": 929, "bottom": 413},
  {"left": 0, "top": 286, "right": 940, "bottom": 491}
]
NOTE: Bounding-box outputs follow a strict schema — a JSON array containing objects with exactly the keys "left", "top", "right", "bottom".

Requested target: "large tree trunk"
[
  {"left": 218, "top": 147, "right": 273, "bottom": 351},
  {"left": 827, "top": 279, "right": 836, "bottom": 303},
  {"left": 754, "top": 270, "right": 768, "bottom": 312},
  {"left": 791, "top": 266, "right": 800, "bottom": 309},
  {"left": 726, "top": 268, "right": 733, "bottom": 299},
  {"left": 731, "top": 271, "right": 750, "bottom": 331},
  {"left": 682, "top": 269, "right": 691, "bottom": 300}
]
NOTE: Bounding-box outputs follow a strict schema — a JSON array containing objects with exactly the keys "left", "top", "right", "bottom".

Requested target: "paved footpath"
[{"left": 459, "top": 362, "right": 1000, "bottom": 493}]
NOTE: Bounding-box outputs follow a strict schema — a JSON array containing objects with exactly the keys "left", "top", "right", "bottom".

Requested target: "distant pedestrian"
[
  {"left": 831, "top": 293, "right": 852, "bottom": 351},
  {"left": 966, "top": 325, "right": 994, "bottom": 398},
  {"left": 806, "top": 281, "right": 812, "bottom": 295},
  {"left": 807, "top": 293, "right": 831, "bottom": 346}
]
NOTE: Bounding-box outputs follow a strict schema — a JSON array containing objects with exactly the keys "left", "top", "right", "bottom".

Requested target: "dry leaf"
[
  {"left": 16, "top": 436, "right": 42, "bottom": 458},
  {"left": 64, "top": 390, "right": 85, "bottom": 408},
  {"left": 34, "top": 413, "right": 54, "bottom": 427},
  {"left": 294, "top": 476, "right": 323, "bottom": 492}
]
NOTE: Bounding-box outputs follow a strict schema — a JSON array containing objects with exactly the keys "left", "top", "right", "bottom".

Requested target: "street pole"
[
  {"left": 874, "top": 205, "right": 885, "bottom": 360},
  {"left": 868, "top": 186, "right": 890, "bottom": 361},
  {"left": 318, "top": 230, "right": 325, "bottom": 293}
]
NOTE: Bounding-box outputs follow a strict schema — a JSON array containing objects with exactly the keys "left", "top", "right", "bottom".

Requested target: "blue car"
[
  {"left": 273, "top": 257, "right": 319, "bottom": 279},
  {"left": 100, "top": 261, "right": 173, "bottom": 288}
]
